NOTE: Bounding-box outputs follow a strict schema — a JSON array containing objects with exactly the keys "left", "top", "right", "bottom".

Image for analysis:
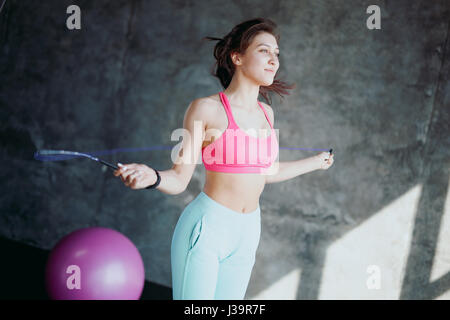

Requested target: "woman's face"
[{"left": 233, "top": 32, "right": 280, "bottom": 86}]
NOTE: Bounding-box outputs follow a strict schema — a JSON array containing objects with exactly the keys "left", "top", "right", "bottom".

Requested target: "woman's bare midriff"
[
  {"left": 203, "top": 172, "right": 266, "bottom": 213},
  {"left": 200, "top": 93, "right": 272, "bottom": 214}
]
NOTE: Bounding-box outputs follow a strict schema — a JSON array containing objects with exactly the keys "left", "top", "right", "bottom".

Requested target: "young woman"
[{"left": 113, "top": 18, "right": 334, "bottom": 300}]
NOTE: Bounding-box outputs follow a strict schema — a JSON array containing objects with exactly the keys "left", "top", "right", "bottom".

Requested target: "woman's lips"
[{"left": 265, "top": 69, "right": 274, "bottom": 73}]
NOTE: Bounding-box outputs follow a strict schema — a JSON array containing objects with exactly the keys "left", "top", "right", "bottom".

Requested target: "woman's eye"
[{"left": 261, "top": 49, "right": 280, "bottom": 57}]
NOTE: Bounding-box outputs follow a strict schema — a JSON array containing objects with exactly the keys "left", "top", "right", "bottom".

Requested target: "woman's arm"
[
  {"left": 264, "top": 156, "right": 321, "bottom": 184},
  {"left": 150, "top": 169, "right": 186, "bottom": 195},
  {"left": 113, "top": 164, "right": 187, "bottom": 195},
  {"left": 260, "top": 102, "right": 334, "bottom": 184},
  {"left": 113, "top": 98, "right": 210, "bottom": 195}
]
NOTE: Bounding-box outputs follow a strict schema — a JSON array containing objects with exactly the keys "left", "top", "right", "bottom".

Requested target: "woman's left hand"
[{"left": 315, "top": 151, "right": 334, "bottom": 170}]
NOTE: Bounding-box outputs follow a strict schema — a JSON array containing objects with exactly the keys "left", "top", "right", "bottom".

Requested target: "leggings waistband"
[{"left": 197, "top": 191, "right": 260, "bottom": 218}]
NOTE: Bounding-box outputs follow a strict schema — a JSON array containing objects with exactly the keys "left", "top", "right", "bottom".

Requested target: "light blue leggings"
[{"left": 171, "top": 191, "right": 261, "bottom": 300}]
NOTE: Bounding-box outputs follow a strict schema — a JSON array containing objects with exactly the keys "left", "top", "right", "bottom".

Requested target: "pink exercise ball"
[{"left": 45, "top": 227, "right": 145, "bottom": 300}]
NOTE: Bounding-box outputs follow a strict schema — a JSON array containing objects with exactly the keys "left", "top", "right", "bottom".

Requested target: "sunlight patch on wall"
[
  {"left": 318, "top": 184, "right": 422, "bottom": 299},
  {"left": 250, "top": 268, "right": 302, "bottom": 300}
]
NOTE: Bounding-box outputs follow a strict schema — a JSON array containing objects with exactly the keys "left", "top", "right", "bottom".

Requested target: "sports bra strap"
[
  {"left": 257, "top": 101, "right": 273, "bottom": 129},
  {"left": 219, "top": 92, "right": 238, "bottom": 129},
  {"left": 219, "top": 92, "right": 273, "bottom": 130}
]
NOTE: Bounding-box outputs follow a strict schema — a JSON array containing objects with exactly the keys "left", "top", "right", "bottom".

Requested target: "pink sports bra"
[{"left": 201, "top": 92, "right": 279, "bottom": 174}]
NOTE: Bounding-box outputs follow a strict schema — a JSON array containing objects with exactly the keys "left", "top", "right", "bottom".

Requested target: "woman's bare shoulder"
[
  {"left": 190, "top": 94, "right": 220, "bottom": 114},
  {"left": 185, "top": 94, "right": 220, "bottom": 126},
  {"left": 196, "top": 93, "right": 220, "bottom": 105},
  {"left": 259, "top": 101, "right": 274, "bottom": 125}
]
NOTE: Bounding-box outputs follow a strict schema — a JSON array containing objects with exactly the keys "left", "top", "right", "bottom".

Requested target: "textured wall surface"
[{"left": 0, "top": 0, "right": 449, "bottom": 299}]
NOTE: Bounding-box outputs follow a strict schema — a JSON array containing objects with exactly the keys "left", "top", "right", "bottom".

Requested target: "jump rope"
[{"left": 34, "top": 148, "right": 333, "bottom": 170}]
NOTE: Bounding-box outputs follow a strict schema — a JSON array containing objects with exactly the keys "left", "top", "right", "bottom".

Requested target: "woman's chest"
[{"left": 202, "top": 102, "right": 272, "bottom": 149}]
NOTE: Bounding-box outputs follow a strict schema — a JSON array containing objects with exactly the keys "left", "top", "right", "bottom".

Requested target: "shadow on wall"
[
  {"left": 250, "top": 96, "right": 450, "bottom": 300},
  {"left": 250, "top": 162, "right": 450, "bottom": 300}
]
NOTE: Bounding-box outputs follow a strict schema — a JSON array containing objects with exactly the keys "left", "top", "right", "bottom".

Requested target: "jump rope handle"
[{"left": 324, "top": 148, "right": 333, "bottom": 161}]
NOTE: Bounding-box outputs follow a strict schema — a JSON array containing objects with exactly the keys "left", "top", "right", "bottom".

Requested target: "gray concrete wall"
[{"left": 0, "top": 0, "right": 449, "bottom": 299}]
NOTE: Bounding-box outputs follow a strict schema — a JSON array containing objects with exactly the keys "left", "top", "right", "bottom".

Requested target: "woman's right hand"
[
  {"left": 315, "top": 151, "right": 334, "bottom": 170},
  {"left": 113, "top": 163, "right": 157, "bottom": 189}
]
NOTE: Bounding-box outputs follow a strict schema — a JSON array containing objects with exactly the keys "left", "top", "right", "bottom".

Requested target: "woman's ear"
[{"left": 230, "top": 50, "right": 242, "bottom": 66}]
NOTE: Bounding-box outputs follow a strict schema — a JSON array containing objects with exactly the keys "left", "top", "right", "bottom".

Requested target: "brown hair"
[{"left": 202, "top": 17, "right": 296, "bottom": 105}]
